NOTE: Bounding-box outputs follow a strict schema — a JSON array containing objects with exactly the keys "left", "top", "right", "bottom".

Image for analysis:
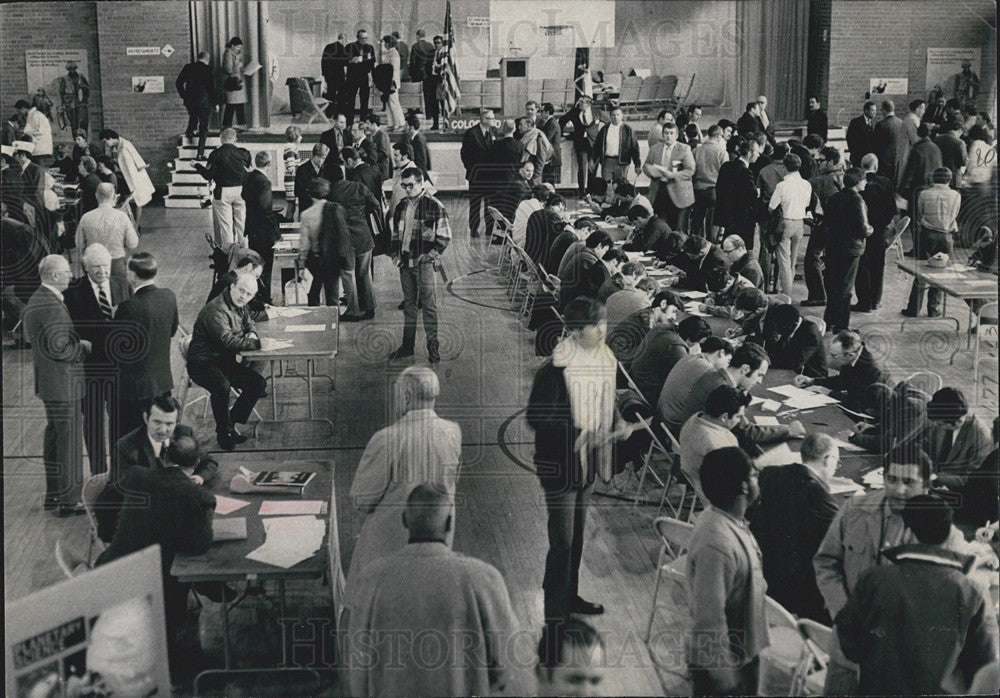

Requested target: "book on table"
[{"left": 252, "top": 470, "right": 316, "bottom": 489}]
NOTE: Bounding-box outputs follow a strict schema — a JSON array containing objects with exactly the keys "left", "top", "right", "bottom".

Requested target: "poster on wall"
[
  {"left": 869, "top": 78, "right": 908, "bottom": 96},
  {"left": 926, "top": 48, "right": 981, "bottom": 105},
  {"left": 131, "top": 76, "right": 165, "bottom": 94},
  {"left": 24, "top": 49, "right": 89, "bottom": 141}
]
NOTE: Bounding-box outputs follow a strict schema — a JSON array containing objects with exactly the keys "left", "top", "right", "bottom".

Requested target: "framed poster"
[
  {"left": 131, "top": 76, "right": 165, "bottom": 94},
  {"left": 24, "top": 49, "right": 89, "bottom": 140},
  {"left": 869, "top": 78, "right": 908, "bottom": 95},
  {"left": 926, "top": 48, "right": 981, "bottom": 104}
]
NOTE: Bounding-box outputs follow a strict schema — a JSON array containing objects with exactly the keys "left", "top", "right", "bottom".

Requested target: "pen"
[{"left": 810, "top": 422, "right": 830, "bottom": 426}]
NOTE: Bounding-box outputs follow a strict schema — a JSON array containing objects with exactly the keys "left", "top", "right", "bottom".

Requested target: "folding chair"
[
  {"left": 793, "top": 618, "right": 833, "bottom": 696},
  {"left": 55, "top": 539, "right": 91, "bottom": 579},
  {"left": 178, "top": 330, "right": 263, "bottom": 425},
  {"left": 644, "top": 516, "right": 693, "bottom": 643},
  {"left": 290, "top": 78, "right": 331, "bottom": 124},
  {"left": 758, "top": 596, "right": 806, "bottom": 696},
  {"left": 886, "top": 216, "right": 911, "bottom": 268},
  {"left": 618, "top": 76, "right": 642, "bottom": 114},
  {"left": 487, "top": 205, "right": 515, "bottom": 268},
  {"left": 80, "top": 472, "right": 109, "bottom": 565},
  {"left": 902, "top": 371, "right": 942, "bottom": 397},
  {"left": 973, "top": 301, "right": 999, "bottom": 405}
]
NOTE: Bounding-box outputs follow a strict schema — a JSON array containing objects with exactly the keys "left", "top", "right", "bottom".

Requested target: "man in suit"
[
  {"left": 536, "top": 103, "right": 562, "bottom": 185},
  {"left": 873, "top": 100, "right": 909, "bottom": 188},
  {"left": 345, "top": 146, "right": 383, "bottom": 208},
  {"left": 409, "top": 30, "right": 437, "bottom": 127},
  {"left": 557, "top": 230, "right": 614, "bottom": 310},
  {"left": 903, "top": 99, "right": 925, "bottom": 145},
  {"left": 923, "top": 387, "right": 995, "bottom": 490},
  {"left": 795, "top": 330, "right": 890, "bottom": 410},
  {"left": 752, "top": 302, "right": 827, "bottom": 377},
  {"left": 63, "top": 244, "right": 130, "bottom": 476},
  {"left": 495, "top": 161, "right": 534, "bottom": 228},
  {"left": 749, "top": 433, "right": 839, "bottom": 623},
  {"left": 823, "top": 168, "right": 873, "bottom": 333},
  {"left": 196, "top": 128, "right": 250, "bottom": 246},
  {"left": 329, "top": 175, "right": 380, "bottom": 320},
  {"left": 319, "top": 113, "right": 351, "bottom": 183},
  {"left": 644, "top": 121, "right": 695, "bottom": 232},
  {"left": 345, "top": 29, "right": 376, "bottom": 124},
  {"left": 900, "top": 122, "right": 943, "bottom": 201},
  {"left": 460, "top": 109, "right": 496, "bottom": 238},
  {"left": 756, "top": 95, "right": 777, "bottom": 146},
  {"left": 175, "top": 51, "right": 217, "bottom": 159},
  {"left": 715, "top": 138, "right": 762, "bottom": 250},
  {"left": 114, "top": 252, "right": 179, "bottom": 436},
  {"left": 348, "top": 120, "right": 377, "bottom": 167},
  {"left": 593, "top": 106, "right": 641, "bottom": 183},
  {"left": 321, "top": 33, "right": 349, "bottom": 116},
  {"left": 241, "top": 151, "right": 280, "bottom": 303},
  {"left": 677, "top": 230, "right": 728, "bottom": 293},
  {"left": 807, "top": 95, "right": 828, "bottom": 141},
  {"left": 363, "top": 114, "right": 392, "bottom": 181},
  {"left": 558, "top": 96, "right": 602, "bottom": 197},
  {"left": 524, "top": 194, "right": 567, "bottom": 270},
  {"left": 736, "top": 101, "right": 763, "bottom": 138},
  {"left": 23, "top": 255, "right": 91, "bottom": 515},
  {"left": 854, "top": 154, "right": 896, "bottom": 312},
  {"left": 846, "top": 101, "right": 877, "bottom": 167},
  {"left": 295, "top": 143, "right": 328, "bottom": 214},
  {"left": 405, "top": 114, "right": 431, "bottom": 177},
  {"left": 488, "top": 119, "right": 527, "bottom": 222}
]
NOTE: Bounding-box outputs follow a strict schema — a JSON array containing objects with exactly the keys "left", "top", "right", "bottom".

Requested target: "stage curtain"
[
  {"left": 190, "top": 0, "right": 272, "bottom": 129},
  {"left": 758, "top": 0, "right": 809, "bottom": 122}
]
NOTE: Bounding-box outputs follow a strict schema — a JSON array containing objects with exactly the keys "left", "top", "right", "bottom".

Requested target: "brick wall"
[
  {"left": 96, "top": 1, "right": 191, "bottom": 189},
  {"left": 0, "top": 1, "right": 103, "bottom": 141},
  {"left": 829, "top": 0, "right": 995, "bottom": 126}
]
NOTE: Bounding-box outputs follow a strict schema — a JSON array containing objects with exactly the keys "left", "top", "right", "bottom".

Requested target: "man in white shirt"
[
  {"left": 768, "top": 153, "right": 814, "bottom": 295},
  {"left": 75, "top": 183, "right": 139, "bottom": 280},
  {"left": 512, "top": 184, "right": 552, "bottom": 246},
  {"left": 597, "top": 106, "right": 640, "bottom": 183},
  {"left": 691, "top": 124, "right": 728, "bottom": 239},
  {"left": 23, "top": 102, "right": 53, "bottom": 165}
]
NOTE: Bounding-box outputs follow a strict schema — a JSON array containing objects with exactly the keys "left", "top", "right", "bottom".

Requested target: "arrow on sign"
[{"left": 161, "top": 44, "right": 174, "bottom": 58}]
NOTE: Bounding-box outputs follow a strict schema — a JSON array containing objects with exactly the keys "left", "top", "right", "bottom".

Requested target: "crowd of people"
[{"left": 3, "top": 49, "right": 999, "bottom": 695}]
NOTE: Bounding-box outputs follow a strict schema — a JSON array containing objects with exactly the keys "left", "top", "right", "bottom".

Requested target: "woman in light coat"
[
  {"left": 221, "top": 37, "right": 246, "bottom": 128},
  {"left": 381, "top": 35, "right": 405, "bottom": 129},
  {"left": 99, "top": 128, "right": 154, "bottom": 229}
]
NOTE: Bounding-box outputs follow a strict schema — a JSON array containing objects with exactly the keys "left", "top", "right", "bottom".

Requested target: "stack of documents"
[
  {"left": 755, "top": 442, "right": 796, "bottom": 467},
  {"left": 683, "top": 301, "right": 712, "bottom": 317},
  {"left": 827, "top": 476, "right": 865, "bottom": 496},
  {"left": 246, "top": 516, "right": 326, "bottom": 568},
  {"left": 768, "top": 384, "right": 840, "bottom": 410},
  {"left": 268, "top": 306, "right": 310, "bottom": 319},
  {"left": 862, "top": 469, "right": 885, "bottom": 489},
  {"left": 259, "top": 337, "right": 294, "bottom": 352}
]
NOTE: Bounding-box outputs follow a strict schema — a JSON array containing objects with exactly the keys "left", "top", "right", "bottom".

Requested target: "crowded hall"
[{"left": 3, "top": 0, "right": 1000, "bottom": 695}]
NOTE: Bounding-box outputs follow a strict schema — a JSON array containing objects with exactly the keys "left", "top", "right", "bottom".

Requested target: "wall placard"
[
  {"left": 127, "top": 46, "right": 161, "bottom": 56},
  {"left": 131, "top": 76, "right": 165, "bottom": 94},
  {"left": 24, "top": 49, "right": 89, "bottom": 140},
  {"left": 926, "top": 48, "right": 981, "bottom": 103},
  {"left": 869, "top": 78, "right": 908, "bottom": 95}
]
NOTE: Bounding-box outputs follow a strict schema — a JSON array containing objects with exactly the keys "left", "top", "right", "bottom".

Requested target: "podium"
[{"left": 500, "top": 56, "right": 530, "bottom": 116}]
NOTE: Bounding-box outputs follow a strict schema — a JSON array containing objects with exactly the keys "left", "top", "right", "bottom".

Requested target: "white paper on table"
[
  {"left": 827, "top": 476, "right": 865, "bottom": 496},
  {"left": 768, "top": 384, "right": 811, "bottom": 398},
  {"left": 862, "top": 469, "right": 885, "bottom": 489},
  {"left": 259, "top": 338, "right": 294, "bottom": 351},
  {"left": 214, "top": 494, "right": 250, "bottom": 515},
  {"left": 285, "top": 324, "right": 326, "bottom": 332},
  {"left": 243, "top": 61, "right": 262, "bottom": 76},
  {"left": 755, "top": 443, "right": 796, "bottom": 467},
  {"left": 754, "top": 416, "right": 781, "bottom": 426},
  {"left": 830, "top": 437, "right": 866, "bottom": 453},
  {"left": 683, "top": 301, "right": 712, "bottom": 317},
  {"left": 259, "top": 500, "right": 327, "bottom": 516},
  {"left": 269, "top": 307, "right": 310, "bottom": 318},
  {"left": 678, "top": 290, "right": 709, "bottom": 300},
  {"left": 760, "top": 399, "right": 782, "bottom": 412},
  {"left": 246, "top": 515, "right": 326, "bottom": 568},
  {"left": 784, "top": 393, "right": 839, "bottom": 410}
]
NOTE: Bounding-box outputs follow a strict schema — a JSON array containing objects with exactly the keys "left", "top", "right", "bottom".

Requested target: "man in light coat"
[{"left": 643, "top": 121, "right": 694, "bottom": 232}]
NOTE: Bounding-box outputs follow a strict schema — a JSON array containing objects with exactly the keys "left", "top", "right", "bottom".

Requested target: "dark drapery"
[{"left": 757, "top": 0, "right": 809, "bottom": 122}]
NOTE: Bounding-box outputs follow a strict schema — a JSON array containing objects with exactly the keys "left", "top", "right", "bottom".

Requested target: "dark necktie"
[
  {"left": 942, "top": 428, "right": 954, "bottom": 457},
  {"left": 97, "top": 284, "right": 113, "bottom": 320}
]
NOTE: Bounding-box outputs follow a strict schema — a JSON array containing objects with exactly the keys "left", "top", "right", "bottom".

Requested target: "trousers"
[
  {"left": 43, "top": 400, "right": 83, "bottom": 505},
  {"left": 81, "top": 373, "right": 117, "bottom": 475},
  {"left": 573, "top": 148, "right": 595, "bottom": 196},
  {"left": 187, "top": 359, "right": 266, "bottom": 437},
  {"left": 468, "top": 190, "right": 493, "bottom": 237},
  {"left": 691, "top": 186, "right": 717, "bottom": 238},
  {"left": 803, "top": 227, "right": 826, "bottom": 302},
  {"left": 212, "top": 186, "right": 246, "bottom": 247},
  {"left": 184, "top": 101, "right": 212, "bottom": 158},
  {"left": 855, "top": 232, "right": 887, "bottom": 310},
  {"left": 776, "top": 219, "right": 804, "bottom": 295},
  {"left": 542, "top": 485, "right": 591, "bottom": 622},
  {"left": 399, "top": 261, "right": 439, "bottom": 355},
  {"left": 342, "top": 250, "right": 375, "bottom": 315},
  {"left": 345, "top": 77, "right": 371, "bottom": 124},
  {"left": 906, "top": 229, "right": 954, "bottom": 316},
  {"left": 823, "top": 253, "right": 861, "bottom": 331}
]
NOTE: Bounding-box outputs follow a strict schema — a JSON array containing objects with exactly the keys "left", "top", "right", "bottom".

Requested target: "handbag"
[{"left": 224, "top": 76, "right": 243, "bottom": 92}]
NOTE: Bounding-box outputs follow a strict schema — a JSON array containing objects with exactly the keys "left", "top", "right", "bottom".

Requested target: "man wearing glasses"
[
  {"left": 388, "top": 167, "right": 451, "bottom": 363},
  {"left": 794, "top": 329, "right": 890, "bottom": 411},
  {"left": 720, "top": 234, "right": 764, "bottom": 289}
]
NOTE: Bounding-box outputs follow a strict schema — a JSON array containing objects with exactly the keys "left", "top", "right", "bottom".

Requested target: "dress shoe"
[
  {"left": 428, "top": 351, "right": 441, "bottom": 364},
  {"left": 850, "top": 304, "right": 872, "bottom": 313},
  {"left": 55, "top": 502, "right": 87, "bottom": 518},
  {"left": 339, "top": 313, "right": 364, "bottom": 322},
  {"left": 871, "top": 303, "right": 881, "bottom": 310},
  {"left": 569, "top": 596, "right": 604, "bottom": 615},
  {"left": 801, "top": 299, "right": 826, "bottom": 307},
  {"left": 363, "top": 310, "right": 375, "bottom": 320},
  {"left": 388, "top": 346, "right": 415, "bottom": 361},
  {"left": 397, "top": 300, "right": 406, "bottom": 310},
  {"left": 43, "top": 497, "right": 60, "bottom": 511},
  {"left": 217, "top": 431, "right": 247, "bottom": 451},
  {"left": 900, "top": 308, "right": 918, "bottom": 318}
]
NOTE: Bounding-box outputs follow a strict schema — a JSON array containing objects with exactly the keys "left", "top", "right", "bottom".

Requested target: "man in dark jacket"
[
  {"left": 806, "top": 96, "right": 828, "bottom": 141},
  {"left": 242, "top": 151, "right": 280, "bottom": 303},
  {"left": 329, "top": 176, "right": 380, "bottom": 320},
  {"left": 849, "top": 381, "right": 928, "bottom": 456},
  {"left": 321, "top": 34, "right": 349, "bottom": 116},
  {"left": 622, "top": 206, "right": 674, "bottom": 256},
  {"left": 823, "top": 168, "right": 872, "bottom": 333},
  {"left": 186, "top": 274, "right": 265, "bottom": 450},
  {"left": 558, "top": 230, "right": 613, "bottom": 310},
  {"left": 837, "top": 494, "right": 999, "bottom": 696},
  {"left": 873, "top": 100, "right": 909, "bottom": 188},
  {"left": 114, "top": 253, "right": 178, "bottom": 436},
  {"left": 537, "top": 103, "right": 562, "bottom": 185},
  {"left": 405, "top": 114, "right": 431, "bottom": 176},
  {"left": 749, "top": 433, "right": 839, "bottom": 623},
  {"left": 751, "top": 303, "right": 827, "bottom": 378},
  {"left": 593, "top": 106, "right": 641, "bottom": 182},
  {"left": 63, "top": 243, "right": 131, "bottom": 475},
  {"left": 319, "top": 113, "right": 352, "bottom": 183},
  {"left": 175, "top": 51, "right": 217, "bottom": 159},
  {"left": 854, "top": 154, "right": 896, "bottom": 312},
  {"left": 796, "top": 330, "right": 890, "bottom": 411},
  {"left": 460, "top": 109, "right": 497, "bottom": 238},
  {"left": 345, "top": 29, "right": 376, "bottom": 124},
  {"left": 845, "top": 101, "right": 877, "bottom": 167},
  {"left": 364, "top": 114, "right": 393, "bottom": 181},
  {"left": 720, "top": 235, "right": 764, "bottom": 289},
  {"left": 677, "top": 235, "right": 728, "bottom": 292},
  {"left": 628, "top": 316, "right": 712, "bottom": 406},
  {"left": 558, "top": 96, "right": 603, "bottom": 196},
  {"left": 525, "top": 194, "right": 567, "bottom": 270},
  {"left": 295, "top": 143, "right": 329, "bottom": 213},
  {"left": 735, "top": 101, "right": 763, "bottom": 138},
  {"left": 935, "top": 119, "right": 968, "bottom": 188},
  {"left": 715, "top": 137, "right": 762, "bottom": 249},
  {"left": 899, "top": 122, "right": 943, "bottom": 201},
  {"left": 195, "top": 128, "right": 250, "bottom": 246},
  {"left": 409, "top": 30, "right": 437, "bottom": 128},
  {"left": 345, "top": 146, "right": 384, "bottom": 207},
  {"left": 488, "top": 119, "right": 526, "bottom": 200},
  {"left": 494, "top": 160, "right": 533, "bottom": 225}
]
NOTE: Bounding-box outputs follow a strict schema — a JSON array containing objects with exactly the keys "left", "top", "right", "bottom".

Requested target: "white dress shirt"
[
  {"left": 89, "top": 277, "right": 114, "bottom": 311},
  {"left": 769, "top": 171, "right": 813, "bottom": 219}
]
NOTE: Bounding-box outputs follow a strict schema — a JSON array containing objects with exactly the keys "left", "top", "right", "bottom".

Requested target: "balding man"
[
  {"left": 348, "top": 484, "right": 518, "bottom": 697},
  {"left": 75, "top": 182, "right": 138, "bottom": 280},
  {"left": 295, "top": 142, "right": 329, "bottom": 214},
  {"left": 175, "top": 50, "right": 217, "bottom": 159},
  {"left": 64, "top": 244, "right": 131, "bottom": 474},
  {"left": 196, "top": 127, "right": 251, "bottom": 246},
  {"left": 855, "top": 153, "right": 896, "bottom": 313},
  {"left": 345, "top": 366, "right": 462, "bottom": 611},
  {"left": 242, "top": 150, "right": 279, "bottom": 303},
  {"left": 187, "top": 274, "right": 265, "bottom": 450},
  {"left": 23, "top": 255, "right": 92, "bottom": 515},
  {"left": 749, "top": 432, "right": 840, "bottom": 623},
  {"left": 460, "top": 109, "right": 497, "bottom": 238}
]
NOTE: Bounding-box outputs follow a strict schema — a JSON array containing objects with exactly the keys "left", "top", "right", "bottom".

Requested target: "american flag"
[{"left": 439, "top": 0, "right": 461, "bottom": 117}]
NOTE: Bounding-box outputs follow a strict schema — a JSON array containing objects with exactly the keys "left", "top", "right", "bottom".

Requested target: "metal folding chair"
[{"left": 644, "top": 516, "right": 693, "bottom": 643}]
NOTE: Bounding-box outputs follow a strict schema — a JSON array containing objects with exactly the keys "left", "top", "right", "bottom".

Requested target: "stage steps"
[{"left": 164, "top": 135, "right": 212, "bottom": 208}]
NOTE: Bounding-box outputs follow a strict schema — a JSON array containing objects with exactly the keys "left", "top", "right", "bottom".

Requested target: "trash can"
[{"left": 286, "top": 77, "right": 323, "bottom": 114}]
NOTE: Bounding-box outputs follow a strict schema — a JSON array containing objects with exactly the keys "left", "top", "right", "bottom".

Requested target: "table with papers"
[
  {"left": 242, "top": 306, "right": 339, "bottom": 437},
  {"left": 172, "top": 459, "right": 341, "bottom": 680},
  {"left": 273, "top": 229, "right": 303, "bottom": 305},
  {"left": 748, "top": 370, "right": 883, "bottom": 492}
]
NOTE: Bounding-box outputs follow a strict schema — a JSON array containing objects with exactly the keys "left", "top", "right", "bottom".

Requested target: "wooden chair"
[
  {"left": 618, "top": 76, "right": 642, "bottom": 113},
  {"left": 793, "top": 618, "right": 833, "bottom": 696},
  {"left": 644, "top": 516, "right": 694, "bottom": 642},
  {"left": 80, "top": 472, "right": 109, "bottom": 565},
  {"left": 290, "top": 78, "right": 331, "bottom": 125},
  {"left": 655, "top": 76, "right": 679, "bottom": 108},
  {"left": 974, "top": 301, "right": 999, "bottom": 405},
  {"left": 758, "top": 596, "right": 806, "bottom": 696}
]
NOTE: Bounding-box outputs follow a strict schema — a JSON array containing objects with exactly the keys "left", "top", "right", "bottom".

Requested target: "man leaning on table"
[
  {"left": 186, "top": 273, "right": 266, "bottom": 450},
  {"left": 794, "top": 329, "right": 890, "bottom": 412}
]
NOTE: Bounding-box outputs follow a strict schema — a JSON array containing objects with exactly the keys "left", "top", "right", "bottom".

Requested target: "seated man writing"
[{"left": 794, "top": 329, "right": 890, "bottom": 411}]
